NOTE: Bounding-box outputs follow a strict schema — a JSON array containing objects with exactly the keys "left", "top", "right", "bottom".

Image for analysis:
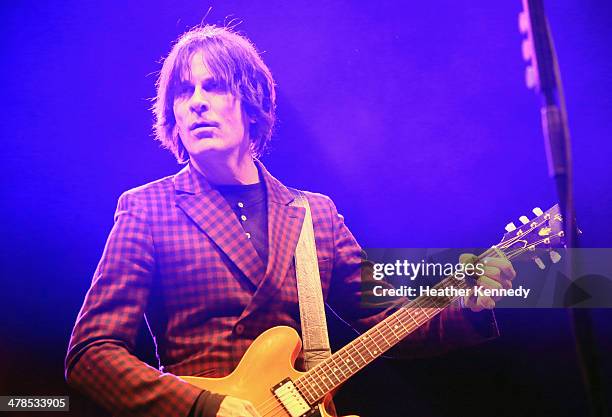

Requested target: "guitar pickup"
[{"left": 272, "top": 378, "right": 313, "bottom": 417}]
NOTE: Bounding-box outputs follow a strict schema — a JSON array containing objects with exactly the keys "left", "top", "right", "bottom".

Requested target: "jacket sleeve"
[
  {"left": 65, "top": 192, "right": 221, "bottom": 417},
  {"left": 324, "top": 197, "right": 499, "bottom": 358}
]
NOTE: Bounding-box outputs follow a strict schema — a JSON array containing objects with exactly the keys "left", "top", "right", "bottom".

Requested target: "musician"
[{"left": 65, "top": 25, "right": 515, "bottom": 417}]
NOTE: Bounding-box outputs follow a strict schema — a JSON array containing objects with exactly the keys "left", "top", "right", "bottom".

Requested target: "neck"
[{"left": 190, "top": 152, "right": 259, "bottom": 185}]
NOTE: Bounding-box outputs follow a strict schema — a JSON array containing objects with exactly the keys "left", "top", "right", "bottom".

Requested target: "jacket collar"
[
  {"left": 171, "top": 159, "right": 305, "bottom": 320},
  {"left": 172, "top": 160, "right": 295, "bottom": 206}
]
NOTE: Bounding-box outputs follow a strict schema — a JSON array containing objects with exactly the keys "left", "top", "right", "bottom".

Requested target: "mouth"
[
  {"left": 190, "top": 121, "right": 219, "bottom": 139},
  {"left": 190, "top": 120, "right": 219, "bottom": 131}
]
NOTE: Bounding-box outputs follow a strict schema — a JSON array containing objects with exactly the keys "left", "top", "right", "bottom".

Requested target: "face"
[{"left": 173, "top": 51, "right": 251, "bottom": 163}]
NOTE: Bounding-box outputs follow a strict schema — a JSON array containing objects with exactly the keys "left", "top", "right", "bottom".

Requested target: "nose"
[{"left": 190, "top": 86, "right": 209, "bottom": 114}]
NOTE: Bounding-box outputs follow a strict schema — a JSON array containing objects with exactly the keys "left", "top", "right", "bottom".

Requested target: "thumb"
[{"left": 459, "top": 253, "right": 479, "bottom": 266}]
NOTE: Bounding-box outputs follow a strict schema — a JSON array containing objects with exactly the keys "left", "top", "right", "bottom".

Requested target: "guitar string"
[
  {"left": 259, "top": 281, "right": 484, "bottom": 415},
  {"left": 257, "top": 217, "right": 559, "bottom": 413},
  {"left": 504, "top": 235, "right": 562, "bottom": 259},
  {"left": 259, "top": 247, "right": 502, "bottom": 412},
  {"left": 293, "top": 247, "right": 505, "bottom": 399},
  {"left": 256, "top": 278, "right": 472, "bottom": 416},
  {"left": 293, "top": 247, "right": 505, "bottom": 403},
  {"left": 263, "top": 250, "right": 509, "bottom": 412},
  {"left": 257, "top": 298, "right": 452, "bottom": 417},
  {"left": 292, "top": 248, "right": 494, "bottom": 392}
]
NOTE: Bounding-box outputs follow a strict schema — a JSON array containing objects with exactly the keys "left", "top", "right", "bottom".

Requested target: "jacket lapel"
[
  {"left": 238, "top": 162, "right": 305, "bottom": 321},
  {"left": 172, "top": 165, "right": 266, "bottom": 288}
]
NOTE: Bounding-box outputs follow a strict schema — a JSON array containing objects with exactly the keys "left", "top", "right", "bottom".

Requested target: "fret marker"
[{"left": 373, "top": 350, "right": 377, "bottom": 354}]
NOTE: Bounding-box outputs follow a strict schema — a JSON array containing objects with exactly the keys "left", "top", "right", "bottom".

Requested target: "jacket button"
[{"left": 235, "top": 324, "right": 245, "bottom": 335}]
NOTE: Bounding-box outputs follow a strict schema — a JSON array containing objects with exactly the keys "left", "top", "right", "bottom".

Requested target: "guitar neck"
[
  {"left": 294, "top": 273, "right": 471, "bottom": 405},
  {"left": 293, "top": 203, "right": 565, "bottom": 404}
]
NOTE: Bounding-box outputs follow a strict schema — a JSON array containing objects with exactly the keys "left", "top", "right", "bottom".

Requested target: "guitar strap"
[{"left": 290, "top": 191, "right": 332, "bottom": 371}]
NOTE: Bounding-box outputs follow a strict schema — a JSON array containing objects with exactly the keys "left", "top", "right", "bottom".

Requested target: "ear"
[
  {"left": 173, "top": 125, "right": 186, "bottom": 153},
  {"left": 172, "top": 124, "right": 181, "bottom": 141},
  {"left": 176, "top": 134, "right": 189, "bottom": 163}
]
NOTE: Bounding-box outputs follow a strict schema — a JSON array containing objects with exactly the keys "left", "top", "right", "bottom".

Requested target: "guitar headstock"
[{"left": 496, "top": 204, "right": 565, "bottom": 268}]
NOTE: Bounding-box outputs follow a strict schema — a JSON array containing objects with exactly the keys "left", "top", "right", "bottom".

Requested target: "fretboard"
[{"left": 294, "top": 274, "right": 471, "bottom": 404}]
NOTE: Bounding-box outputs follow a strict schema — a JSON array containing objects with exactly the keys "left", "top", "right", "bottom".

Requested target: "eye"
[
  {"left": 203, "top": 78, "right": 228, "bottom": 93},
  {"left": 176, "top": 83, "right": 193, "bottom": 97}
]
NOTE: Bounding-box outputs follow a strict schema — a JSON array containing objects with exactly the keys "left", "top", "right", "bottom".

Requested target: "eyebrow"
[{"left": 178, "top": 74, "right": 219, "bottom": 85}]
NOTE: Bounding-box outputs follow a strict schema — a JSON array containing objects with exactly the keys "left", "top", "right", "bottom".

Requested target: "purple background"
[{"left": 1, "top": 1, "right": 611, "bottom": 415}]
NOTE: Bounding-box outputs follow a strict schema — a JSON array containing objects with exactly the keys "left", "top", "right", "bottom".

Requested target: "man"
[{"left": 65, "top": 25, "right": 515, "bottom": 417}]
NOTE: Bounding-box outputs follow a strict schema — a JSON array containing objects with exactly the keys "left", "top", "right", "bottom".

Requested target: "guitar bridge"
[{"left": 272, "top": 378, "right": 315, "bottom": 417}]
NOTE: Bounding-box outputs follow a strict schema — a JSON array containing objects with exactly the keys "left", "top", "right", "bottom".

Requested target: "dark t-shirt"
[{"left": 215, "top": 181, "right": 269, "bottom": 265}]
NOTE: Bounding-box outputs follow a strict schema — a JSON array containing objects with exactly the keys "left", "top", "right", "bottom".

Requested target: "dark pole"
[{"left": 520, "top": 1, "right": 607, "bottom": 416}]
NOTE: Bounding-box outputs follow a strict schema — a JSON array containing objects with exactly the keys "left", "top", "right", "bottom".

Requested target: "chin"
[{"left": 188, "top": 138, "right": 225, "bottom": 153}]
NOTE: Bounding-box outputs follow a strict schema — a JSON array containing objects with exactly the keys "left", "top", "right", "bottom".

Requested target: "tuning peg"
[
  {"left": 518, "top": 10, "right": 529, "bottom": 34},
  {"left": 550, "top": 250, "right": 561, "bottom": 263},
  {"left": 522, "top": 39, "right": 532, "bottom": 61},
  {"left": 519, "top": 215, "right": 530, "bottom": 225},
  {"left": 532, "top": 207, "right": 543, "bottom": 216},
  {"left": 534, "top": 257, "right": 545, "bottom": 270},
  {"left": 505, "top": 222, "right": 517, "bottom": 232},
  {"left": 525, "top": 65, "right": 536, "bottom": 89}
]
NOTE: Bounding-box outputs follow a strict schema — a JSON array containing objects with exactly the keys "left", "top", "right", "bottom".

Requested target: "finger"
[
  {"left": 477, "top": 295, "right": 495, "bottom": 310},
  {"left": 479, "top": 276, "right": 502, "bottom": 290},
  {"left": 483, "top": 257, "right": 516, "bottom": 280},
  {"left": 480, "top": 270, "right": 513, "bottom": 290},
  {"left": 245, "top": 401, "right": 261, "bottom": 417},
  {"left": 459, "top": 253, "right": 484, "bottom": 280},
  {"left": 499, "top": 278, "right": 512, "bottom": 289},
  {"left": 481, "top": 266, "right": 501, "bottom": 282},
  {"left": 463, "top": 287, "right": 484, "bottom": 312},
  {"left": 459, "top": 253, "right": 479, "bottom": 266},
  {"left": 478, "top": 276, "right": 503, "bottom": 301}
]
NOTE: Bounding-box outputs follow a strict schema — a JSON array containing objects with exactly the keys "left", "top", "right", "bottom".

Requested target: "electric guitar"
[{"left": 180, "top": 205, "right": 565, "bottom": 417}]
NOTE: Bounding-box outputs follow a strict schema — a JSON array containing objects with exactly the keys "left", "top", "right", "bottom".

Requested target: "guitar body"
[{"left": 180, "top": 326, "right": 356, "bottom": 417}]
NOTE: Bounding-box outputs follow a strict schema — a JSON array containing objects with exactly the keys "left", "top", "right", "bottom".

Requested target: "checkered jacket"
[{"left": 65, "top": 162, "right": 497, "bottom": 417}]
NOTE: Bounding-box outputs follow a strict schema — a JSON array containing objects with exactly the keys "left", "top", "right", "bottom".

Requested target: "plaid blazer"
[{"left": 65, "top": 162, "right": 497, "bottom": 417}]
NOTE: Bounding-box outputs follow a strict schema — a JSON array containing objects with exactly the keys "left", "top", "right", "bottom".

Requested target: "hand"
[
  {"left": 217, "top": 396, "right": 261, "bottom": 417},
  {"left": 459, "top": 253, "right": 516, "bottom": 312}
]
